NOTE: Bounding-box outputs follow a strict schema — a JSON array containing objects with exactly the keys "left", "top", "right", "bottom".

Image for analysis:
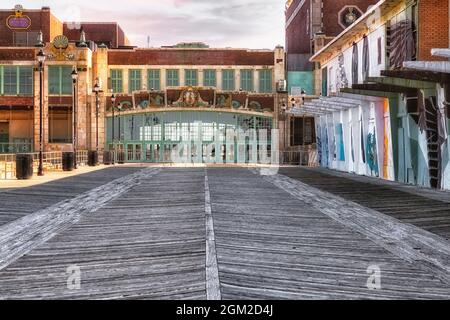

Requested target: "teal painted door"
[
  {"left": 397, "top": 127, "right": 406, "bottom": 183},
  {"left": 126, "top": 143, "right": 142, "bottom": 162}
]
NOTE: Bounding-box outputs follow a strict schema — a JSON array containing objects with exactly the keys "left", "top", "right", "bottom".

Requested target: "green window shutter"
[
  {"left": 166, "top": 69, "right": 179, "bottom": 87},
  {"left": 240, "top": 69, "right": 254, "bottom": 91},
  {"left": 3, "top": 66, "right": 17, "bottom": 95},
  {"left": 129, "top": 69, "right": 142, "bottom": 93},
  {"left": 148, "top": 69, "right": 160, "bottom": 90},
  {"left": 185, "top": 69, "right": 198, "bottom": 86},
  {"left": 259, "top": 69, "right": 273, "bottom": 93},
  {"left": 18, "top": 66, "right": 33, "bottom": 95},
  {"left": 203, "top": 70, "right": 216, "bottom": 87},
  {"left": 222, "top": 70, "right": 235, "bottom": 91},
  {"left": 111, "top": 69, "right": 123, "bottom": 93},
  {"left": 61, "top": 66, "right": 73, "bottom": 95}
]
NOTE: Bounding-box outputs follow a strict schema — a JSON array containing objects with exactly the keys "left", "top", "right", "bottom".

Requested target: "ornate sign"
[
  {"left": 173, "top": 87, "right": 209, "bottom": 108},
  {"left": 53, "top": 35, "right": 69, "bottom": 50},
  {"left": 338, "top": 6, "right": 362, "bottom": 29},
  {"left": 6, "top": 5, "right": 31, "bottom": 30},
  {"left": 47, "top": 35, "right": 75, "bottom": 61}
]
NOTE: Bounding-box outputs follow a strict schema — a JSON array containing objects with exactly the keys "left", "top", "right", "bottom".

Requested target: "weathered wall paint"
[
  {"left": 316, "top": 97, "right": 394, "bottom": 181},
  {"left": 287, "top": 71, "right": 314, "bottom": 95}
]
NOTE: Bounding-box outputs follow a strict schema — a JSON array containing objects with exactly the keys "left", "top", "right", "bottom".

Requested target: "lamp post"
[
  {"left": 37, "top": 49, "right": 45, "bottom": 176},
  {"left": 91, "top": 77, "right": 103, "bottom": 166},
  {"left": 117, "top": 103, "right": 123, "bottom": 164},
  {"left": 281, "top": 100, "right": 287, "bottom": 151},
  {"left": 301, "top": 89, "right": 306, "bottom": 148},
  {"left": 117, "top": 103, "right": 122, "bottom": 144},
  {"left": 111, "top": 94, "right": 116, "bottom": 164},
  {"left": 93, "top": 78, "right": 103, "bottom": 151},
  {"left": 71, "top": 67, "right": 78, "bottom": 169}
]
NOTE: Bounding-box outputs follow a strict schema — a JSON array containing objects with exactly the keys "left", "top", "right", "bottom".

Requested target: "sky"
[{"left": 4, "top": 0, "right": 285, "bottom": 49}]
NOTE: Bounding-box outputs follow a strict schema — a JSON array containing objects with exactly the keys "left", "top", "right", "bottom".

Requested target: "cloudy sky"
[{"left": 4, "top": 0, "right": 285, "bottom": 49}]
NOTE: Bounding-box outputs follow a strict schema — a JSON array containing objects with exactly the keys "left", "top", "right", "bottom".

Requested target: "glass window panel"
[
  {"left": 61, "top": 66, "right": 73, "bottom": 95},
  {"left": 240, "top": 69, "right": 254, "bottom": 91},
  {"left": 148, "top": 69, "right": 160, "bottom": 90},
  {"left": 129, "top": 69, "right": 142, "bottom": 92},
  {"left": 111, "top": 69, "right": 123, "bottom": 93},
  {"left": 48, "top": 66, "right": 60, "bottom": 95},
  {"left": 203, "top": 69, "right": 216, "bottom": 87},
  {"left": 48, "top": 106, "right": 73, "bottom": 143},
  {"left": 3, "top": 66, "right": 17, "bottom": 95},
  {"left": 185, "top": 69, "right": 198, "bottom": 86},
  {"left": 222, "top": 70, "right": 235, "bottom": 91},
  {"left": 166, "top": 69, "right": 179, "bottom": 87},
  {"left": 18, "top": 66, "right": 33, "bottom": 95},
  {"left": 259, "top": 69, "right": 273, "bottom": 93}
]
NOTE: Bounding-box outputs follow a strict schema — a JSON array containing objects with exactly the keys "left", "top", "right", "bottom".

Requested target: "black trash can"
[
  {"left": 103, "top": 151, "right": 113, "bottom": 165},
  {"left": 62, "top": 152, "right": 75, "bottom": 171},
  {"left": 117, "top": 151, "right": 125, "bottom": 164},
  {"left": 16, "top": 153, "right": 33, "bottom": 180},
  {"left": 88, "top": 150, "right": 99, "bottom": 166}
]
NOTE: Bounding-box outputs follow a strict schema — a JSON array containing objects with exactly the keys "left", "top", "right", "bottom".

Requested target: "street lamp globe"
[
  {"left": 93, "top": 78, "right": 100, "bottom": 93},
  {"left": 37, "top": 49, "right": 45, "bottom": 63},
  {"left": 71, "top": 68, "right": 78, "bottom": 81}
]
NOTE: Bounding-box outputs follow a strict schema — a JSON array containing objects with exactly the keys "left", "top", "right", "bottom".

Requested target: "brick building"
[
  {"left": 0, "top": 5, "right": 287, "bottom": 162},
  {"left": 304, "top": 0, "right": 450, "bottom": 190},
  {"left": 285, "top": 0, "right": 378, "bottom": 95}
]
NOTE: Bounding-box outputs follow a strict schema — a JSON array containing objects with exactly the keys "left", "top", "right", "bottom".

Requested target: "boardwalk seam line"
[{"left": 205, "top": 168, "right": 222, "bottom": 300}]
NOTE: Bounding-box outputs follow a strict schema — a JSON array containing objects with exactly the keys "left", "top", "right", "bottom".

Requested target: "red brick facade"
[
  {"left": 108, "top": 49, "right": 275, "bottom": 66},
  {"left": 285, "top": 0, "right": 311, "bottom": 54},
  {"left": 418, "top": 0, "right": 449, "bottom": 61},
  {"left": 0, "top": 7, "right": 128, "bottom": 48},
  {"left": 0, "top": 48, "right": 35, "bottom": 60},
  {"left": 0, "top": 96, "right": 34, "bottom": 107},
  {"left": 64, "top": 23, "right": 128, "bottom": 48},
  {"left": 0, "top": 7, "right": 59, "bottom": 47},
  {"left": 285, "top": 0, "right": 378, "bottom": 55},
  {"left": 321, "top": 0, "right": 377, "bottom": 37}
]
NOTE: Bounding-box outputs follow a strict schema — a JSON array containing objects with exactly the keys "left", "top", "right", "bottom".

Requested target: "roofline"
[
  {"left": 108, "top": 47, "right": 277, "bottom": 52},
  {"left": 63, "top": 22, "right": 119, "bottom": 25}
]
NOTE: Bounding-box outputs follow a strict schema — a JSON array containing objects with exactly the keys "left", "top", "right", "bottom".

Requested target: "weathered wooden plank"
[
  {"left": 0, "top": 168, "right": 207, "bottom": 300},
  {"left": 280, "top": 168, "right": 450, "bottom": 239},
  {"left": 207, "top": 168, "right": 450, "bottom": 300},
  {"left": 0, "top": 167, "right": 142, "bottom": 226}
]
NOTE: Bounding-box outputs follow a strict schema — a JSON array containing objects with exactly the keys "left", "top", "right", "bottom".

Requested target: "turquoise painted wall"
[{"left": 287, "top": 71, "right": 314, "bottom": 95}]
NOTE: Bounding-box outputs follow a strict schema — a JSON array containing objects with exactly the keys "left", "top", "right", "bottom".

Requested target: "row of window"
[
  {"left": 0, "top": 66, "right": 273, "bottom": 97},
  {"left": 0, "top": 66, "right": 33, "bottom": 96},
  {"left": 110, "top": 69, "right": 273, "bottom": 94},
  {"left": 0, "top": 65, "right": 77, "bottom": 96}
]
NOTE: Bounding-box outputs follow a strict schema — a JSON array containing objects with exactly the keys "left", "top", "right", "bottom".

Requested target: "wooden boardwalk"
[
  {"left": 280, "top": 168, "right": 450, "bottom": 240},
  {"left": 0, "top": 167, "right": 449, "bottom": 299},
  {"left": 208, "top": 168, "right": 450, "bottom": 299},
  {"left": 0, "top": 167, "right": 142, "bottom": 226},
  {"left": 0, "top": 168, "right": 205, "bottom": 299}
]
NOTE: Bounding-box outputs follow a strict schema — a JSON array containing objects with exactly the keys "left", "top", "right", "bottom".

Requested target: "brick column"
[{"left": 33, "top": 64, "right": 49, "bottom": 152}]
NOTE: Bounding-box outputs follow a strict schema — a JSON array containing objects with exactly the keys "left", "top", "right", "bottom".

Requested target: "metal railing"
[
  {"left": 0, "top": 143, "right": 33, "bottom": 154},
  {"left": 0, "top": 150, "right": 89, "bottom": 180},
  {"left": 76, "top": 150, "right": 88, "bottom": 166},
  {"left": 280, "top": 144, "right": 318, "bottom": 167},
  {"left": 0, "top": 154, "right": 16, "bottom": 180}
]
